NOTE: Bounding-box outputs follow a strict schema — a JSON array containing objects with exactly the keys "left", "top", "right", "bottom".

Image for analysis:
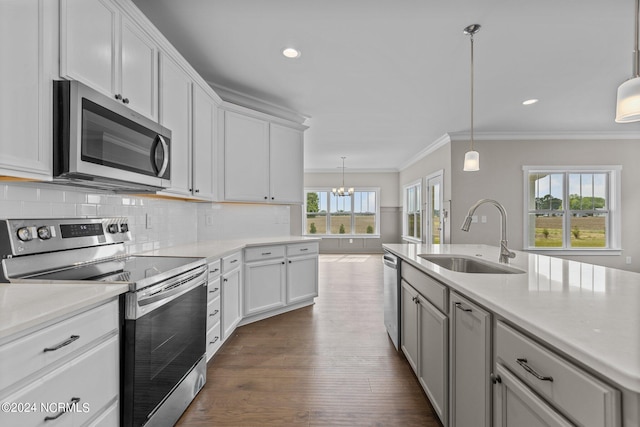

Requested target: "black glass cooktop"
[{"left": 27, "top": 255, "right": 203, "bottom": 285}]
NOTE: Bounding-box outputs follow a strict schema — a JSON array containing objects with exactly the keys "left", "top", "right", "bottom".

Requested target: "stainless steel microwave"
[{"left": 53, "top": 80, "right": 171, "bottom": 192}]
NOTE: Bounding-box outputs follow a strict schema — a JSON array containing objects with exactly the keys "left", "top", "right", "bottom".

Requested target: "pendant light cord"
[
  {"left": 470, "top": 33, "right": 475, "bottom": 151},
  {"left": 635, "top": 0, "right": 639, "bottom": 77}
]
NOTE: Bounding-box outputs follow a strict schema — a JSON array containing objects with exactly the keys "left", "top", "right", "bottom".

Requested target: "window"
[
  {"left": 403, "top": 181, "right": 421, "bottom": 241},
  {"left": 524, "top": 166, "right": 621, "bottom": 253},
  {"left": 304, "top": 188, "right": 379, "bottom": 236}
]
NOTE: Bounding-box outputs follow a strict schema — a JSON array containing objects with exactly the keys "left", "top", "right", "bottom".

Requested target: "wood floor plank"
[{"left": 176, "top": 254, "right": 441, "bottom": 426}]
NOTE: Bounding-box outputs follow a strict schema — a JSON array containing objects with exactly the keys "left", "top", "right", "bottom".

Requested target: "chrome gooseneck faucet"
[{"left": 461, "top": 199, "right": 516, "bottom": 264}]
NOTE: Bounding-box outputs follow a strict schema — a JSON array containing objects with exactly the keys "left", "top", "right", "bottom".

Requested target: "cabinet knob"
[
  {"left": 490, "top": 373, "right": 502, "bottom": 384},
  {"left": 115, "top": 94, "right": 122, "bottom": 100},
  {"left": 224, "top": 278, "right": 228, "bottom": 282},
  {"left": 264, "top": 196, "right": 268, "bottom": 200},
  {"left": 271, "top": 197, "right": 274, "bottom": 200},
  {"left": 195, "top": 189, "right": 200, "bottom": 193},
  {"left": 123, "top": 97, "right": 129, "bottom": 104}
]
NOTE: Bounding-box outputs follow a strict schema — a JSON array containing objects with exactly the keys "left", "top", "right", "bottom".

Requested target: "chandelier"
[{"left": 332, "top": 157, "right": 354, "bottom": 197}]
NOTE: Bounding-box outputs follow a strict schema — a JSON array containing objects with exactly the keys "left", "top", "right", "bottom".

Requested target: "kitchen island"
[{"left": 384, "top": 243, "right": 639, "bottom": 427}]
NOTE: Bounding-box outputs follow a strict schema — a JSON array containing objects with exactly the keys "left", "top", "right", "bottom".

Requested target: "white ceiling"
[{"left": 132, "top": 0, "right": 640, "bottom": 171}]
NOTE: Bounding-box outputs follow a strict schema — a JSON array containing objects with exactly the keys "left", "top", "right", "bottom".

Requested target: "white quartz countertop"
[
  {"left": 0, "top": 282, "right": 129, "bottom": 341},
  {"left": 138, "top": 236, "right": 320, "bottom": 260},
  {"left": 383, "top": 243, "right": 640, "bottom": 393}
]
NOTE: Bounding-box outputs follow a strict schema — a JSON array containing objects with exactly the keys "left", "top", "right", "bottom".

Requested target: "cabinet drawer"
[
  {"left": 208, "top": 259, "right": 221, "bottom": 278},
  {"left": 286, "top": 242, "right": 319, "bottom": 256},
  {"left": 207, "top": 295, "right": 221, "bottom": 326},
  {"left": 401, "top": 262, "right": 447, "bottom": 313},
  {"left": 0, "top": 334, "right": 119, "bottom": 427},
  {"left": 206, "top": 320, "right": 222, "bottom": 358},
  {"left": 208, "top": 276, "right": 221, "bottom": 302},
  {"left": 222, "top": 251, "right": 242, "bottom": 273},
  {"left": 245, "top": 245, "right": 285, "bottom": 262},
  {"left": 0, "top": 299, "right": 118, "bottom": 391},
  {"left": 496, "top": 321, "right": 620, "bottom": 427}
]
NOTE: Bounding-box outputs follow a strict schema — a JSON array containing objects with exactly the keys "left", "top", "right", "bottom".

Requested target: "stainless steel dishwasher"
[{"left": 383, "top": 251, "right": 401, "bottom": 350}]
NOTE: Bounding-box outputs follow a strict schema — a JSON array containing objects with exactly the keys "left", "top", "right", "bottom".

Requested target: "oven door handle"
[{"left": 137, "top": 265, "right": 207, "bottom": 308}]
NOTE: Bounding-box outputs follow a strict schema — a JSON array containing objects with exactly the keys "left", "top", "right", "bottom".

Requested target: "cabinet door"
[
  {"left": 192, "top": 83, "right": 216, "bottom": 199},
  {"left": 222, "top": 268, "right": 242, "bottom": 340},
  {"left": 120, "top": 14, "right": 158, "bottom": 120},
  {"left": 269, "top": 123, "right": 304, "bottom": 204},
  {"left": 244, "top": 260, "right": 286, "bottom": 316},
  {"left": 418, "top": 294, "right": 448, "bottom": 426},
  {"left": 400, "top": 280, "right": 419, "bottom": 375},
  {"left": 450, "top": 292, "right": 491, "bottom": 427},
  {"left": 224, "top": 111, "right": 270, "bottom": 202},
  {"left": 159, "top": 53, "right": 192, "bottom": 196},
  {"left": 60, "top": 0, "right": 118, "bottom": 98},
  {"left": 495, "top": 364, "right": 573, "bottom": 427},
  {"left": 287, "top": 254, "right": 318, "bottom": 304},
  {"left": 0, "top": 0, "right": 52, "bottom": 179}
]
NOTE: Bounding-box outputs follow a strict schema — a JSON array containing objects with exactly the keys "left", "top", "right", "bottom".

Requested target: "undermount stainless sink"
[{"left": 418, "top": 254, "right": 525, "bottom": 274}]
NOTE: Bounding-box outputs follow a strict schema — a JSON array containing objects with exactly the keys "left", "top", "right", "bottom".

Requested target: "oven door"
[{"left": 122, "top": 268, "right": 206, "bottom": 427}]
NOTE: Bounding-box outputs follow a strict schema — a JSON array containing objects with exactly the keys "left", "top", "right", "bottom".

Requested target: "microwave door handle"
[
  {"left": 157, "top": 135, "right": 169, "bottom": 177},
  {"left": 150, "top": 135, "right": 169, "bottom": 177}
]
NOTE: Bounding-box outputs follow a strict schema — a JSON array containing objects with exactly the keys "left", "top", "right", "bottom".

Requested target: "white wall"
[
  {"left": 0, "top": 182, "right": 291, "bottom": 254},
  {"left": 302, "top": 171, "right": 401, "bottom": 253},
  {"left": 449, "top": 138, "right": 640, "bottom": 272}
]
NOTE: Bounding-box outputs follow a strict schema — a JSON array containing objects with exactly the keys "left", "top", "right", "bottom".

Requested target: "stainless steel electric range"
[{"left": 0, "top": 217, "right": 207, "bottom": 427}]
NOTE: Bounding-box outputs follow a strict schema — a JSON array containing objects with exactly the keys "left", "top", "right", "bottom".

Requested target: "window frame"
[
  {"left": 303, "top": 187, "right": 380, "bottom": 237},
  {"left": 522, "top": 165, "right": 622, "bottom": 255},
  {"left": 402, "top": 179, "right": 422, "bottom": 243}
]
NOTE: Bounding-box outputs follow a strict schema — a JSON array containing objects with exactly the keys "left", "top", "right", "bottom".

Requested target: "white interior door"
[{"left": 426, "top": 171, "right": 445, "bottom": 244}]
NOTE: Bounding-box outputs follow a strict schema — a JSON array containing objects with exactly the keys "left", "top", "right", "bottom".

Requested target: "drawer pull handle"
[
  {"left": 455, "top": 302, "right": 472, "bottom": 313},
  {"left": 44, "top": 397, "right": 80, "bottom": 421},
  {"left": 210, "top": 268, "right": 219, "bottom": 273},
  {"left": 209, "top": 287, "right": 219, "bottom": 293},
  {"left": 300, "top": 248, "right": 309, "bottom": 251},
  {"left": 43, "top": 335, "right": 80, "bottom": 352},
  {"left": 230, "top": 259, "right": 238, "bottom": 264},
  {"left": 261, "top": 252, "right": 272, "bottom": 256},
  {"left": 210, "top": 310, "right": 220, "bottom": 316},
  {"left": 210, "top": 336, "right": 219, "bottom": 344},
  {"left": 516, "top": 358, "right": 553, "bottom": 382}
]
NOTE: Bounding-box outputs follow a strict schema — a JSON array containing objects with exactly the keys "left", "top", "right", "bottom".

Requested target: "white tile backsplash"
[{"left": 0, "top": 182, "right": 291, "bottom": 253}]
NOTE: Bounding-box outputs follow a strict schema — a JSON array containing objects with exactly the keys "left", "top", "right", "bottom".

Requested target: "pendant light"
[
  {"left": 463, "top": 24, "right": 481, "bottom": 171},
  {"left": 616, "top": 0, "right": 640, "bottom": 123},
  {"left": 332, "top": 157, "right": 354, "bottom": 197}
]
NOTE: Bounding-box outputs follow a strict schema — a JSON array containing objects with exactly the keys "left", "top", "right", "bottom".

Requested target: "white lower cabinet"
[
  {"left": 0, "top": 299, "right": 119, "bottom": 427},
  {"left": 449, "top": 291, "right": 491, "bottom": 427},
  {"left": 401, "top": 279, "right": 448, "bottom": 426},
  {"left": 244, "top": 257, "right": 286, "bottom": 316},
  {"left": 286, "top": 253, "right": 318, "bottom": 304},
  {"left": 206, "top": 259, "right": 222, "bottom": 361},
  {"left": 221, "top": 252, "right": 242, "bottom": 341}
]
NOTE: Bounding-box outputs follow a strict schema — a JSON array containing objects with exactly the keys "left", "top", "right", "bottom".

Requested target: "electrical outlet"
[
  {"left": 205, "top": 215, "right": 214, "bottom": 226},
  {"left": 481, "top": 215, "right": 487, "bottom": 223},
  {"left": 471, "top": 215, "right": 478, "bottom": 223},
  {"left": 626, "top": 256, "right": 632, "bottom": 265}
]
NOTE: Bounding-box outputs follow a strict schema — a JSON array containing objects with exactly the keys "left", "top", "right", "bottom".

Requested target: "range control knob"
[
  {"left": 107, "top": 224, "right": 119, "bottom": 234},
  {"left": 37, "top": 226, "right": 52, "bottom": 240},
  {"left": 16, "top": 227, "right": 33, "bottom": 242},
  {"left": 120, "top": 223, "right": 129, "bottom": 233}
]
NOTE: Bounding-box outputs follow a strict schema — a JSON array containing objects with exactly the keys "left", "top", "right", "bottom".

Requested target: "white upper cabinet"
[
  {"left": 0, "top": 0, "right": 55, "bottom": 180},
  {"left": 192, "top": 83, "right": 217, "bottom": 199},
  {"left": 270, "top": 123, "right": 304, "bottom": 204},
  {"left": 159, "top": 53, "right": 192, "bottom": 197},
  {"left": 223, "top": 109, "right": 305, "bottom": 204},
  {"left": 224, "top": 111, "right": 271, "bottom": 202},
  {"left": 60, "top": 0, "right": 158, "bottom": 120}
]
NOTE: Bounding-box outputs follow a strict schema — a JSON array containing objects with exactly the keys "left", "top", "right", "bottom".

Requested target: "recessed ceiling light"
[
  {"left": 282, "top": 48, "right": 301, "bottom": 59},
  {"left": 522, "top": 99, "right": 539, "bottom": 105}
]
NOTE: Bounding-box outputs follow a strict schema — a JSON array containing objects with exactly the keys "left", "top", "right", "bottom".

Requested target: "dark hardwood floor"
[{"left": 176, "top": 254, "right": 441, "bottom": 426}]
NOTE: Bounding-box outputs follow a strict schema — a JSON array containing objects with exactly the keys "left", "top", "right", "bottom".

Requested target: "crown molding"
[
  {"left": 448, "top": 130, "right": 640, "bottom": 141},
  {"left": 397, "top": 133, "right": 452, "bottom": 172},
  {"left": 208, "top": 82, "right": 310, "bottom": 125}
]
